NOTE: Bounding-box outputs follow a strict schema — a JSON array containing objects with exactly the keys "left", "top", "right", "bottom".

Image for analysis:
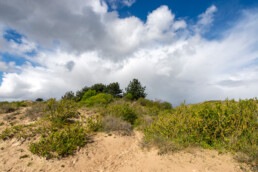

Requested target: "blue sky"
[{"left": 0, "top": 0, "right": 258, "bottom": 104}]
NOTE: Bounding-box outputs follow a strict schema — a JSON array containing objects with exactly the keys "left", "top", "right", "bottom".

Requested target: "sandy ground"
[{"left": 0, "top": 107, "right": 252, "bottom": 172}]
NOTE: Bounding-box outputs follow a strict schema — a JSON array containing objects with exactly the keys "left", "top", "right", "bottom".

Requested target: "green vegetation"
[
  {"left": 0, "top": 101, "right": 29, "bottom": 114},
  {"left": 144, "top": 98, "right": 258, "bottom": 164},
  {"left": 0, "top": 79, "right": 257, "bottom": 168},
  {"left": 125, "top": 78, "right": 147, "bottom": 100},
  {"left": 81, "top": 92, "right": 113, "bottom": 106},
  {"left": 29, "top": 123, "right": 87, "bottom": 159}
]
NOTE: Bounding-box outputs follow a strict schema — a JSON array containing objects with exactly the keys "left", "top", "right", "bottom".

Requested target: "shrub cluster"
[
  {"left": 144, "top": 98, "right": 258, "bottom": 163},
  {"left": 30, "top": 124, "right": 87, "bottom": 159}
]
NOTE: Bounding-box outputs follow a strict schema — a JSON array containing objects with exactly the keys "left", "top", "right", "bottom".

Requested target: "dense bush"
[
  {"left": 75, "top": 86, "right": 90, "bottom": 101},
  {"left": 81, "top": 90, "right": 97, "bottom": 101},
  {"left": 125, "top": 78, "right": 147, "bottom": 100},
  {"left": 102, "top": 103, "right": 138, "bottom": 125},
  {"left": 45, "top": 99, "right": 79, "bottom": 128},
  {"left": 30, "top": 124, "right": 87, "bottom": 158},
  {"left": 82, "top": 93, "right": 113, "bottom": 106},
  {"left": 144, "top": 98, "right": 258, "bottom": 162},
  {"left": 137, "top": 98, "right": 172, "bottom": 110}
]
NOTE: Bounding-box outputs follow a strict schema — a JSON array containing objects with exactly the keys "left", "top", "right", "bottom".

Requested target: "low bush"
[
  {"left": 86, "top": 115, "right": 102, "bottom": 132},
  {"left": 102, "top": 103, "right": 138, "bottom": 125},
  {"left": 30, "top": 124, "right": 87, "bottom": 159},
  {"left": 102, "top": 116, "right": 133, "bottom": 135},
  {"left": 144, "top": 98, "right": 258, "bottom": 163},
  {"left": 0, "top": 124, "right": 39, "bottom": 140},
  {"left": 24, "top": 102, "right": 46, "bottom": 121},
  {"left": 137, "top": 98, "right": 172, "bottom": 110},
  {"left": 45, "top": 99, "right": 79, "bottom": 128}
]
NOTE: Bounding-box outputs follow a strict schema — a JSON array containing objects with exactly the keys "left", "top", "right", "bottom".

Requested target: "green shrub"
[
  {"left": 103, "top": 103, "right": 138, "bottom": 125},
  {"left": 144, "top": 98, "right": 258, "bottom": 162},
  {"left": 45, "top": 99, "right": 79, "bottom": 128},
  {"left": 30, "top": 124, "right": 87, "bottom": 158},
  {"left": 124, "top": 93, "right": 133, "bottom": 100},
  {"left": 82, "top": 93, "right": 113, "bottom": 106},
  {"left": 0, "top": 124, "right": 38, "bottom": 140},
  {"left": 81, "top": 90, "right": 97, "bottom": 101},
  {"left": 137, "top": 98, "right": 172, "bottom": 110},
  {"left": 86, "top": 115, "right": 102, "bottom": 132}
]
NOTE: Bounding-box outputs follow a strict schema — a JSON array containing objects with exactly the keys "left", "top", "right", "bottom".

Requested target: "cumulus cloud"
[
  {"left": 0, "top": 1, "right": 257, "bottom": 106},
  {"left": 107, "top": 0, "right": 136, "bottom": 9}
]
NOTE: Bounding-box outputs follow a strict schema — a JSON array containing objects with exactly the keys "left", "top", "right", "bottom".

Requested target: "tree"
[
  {"left": 75, "top": 86, "right": 90, "bottom": 101},
  {"left": 107, "top": 82, "right": 122, "bottom": 97},
  {"left": 36, "top": 98, "right": 44, "bottom": 102},
  {"left": 125, "top": 79, "right": 147, "bottom": 100},
  {"left": 90, "top": 83, "right": 107, "bottom": 93},
  {"left": 62, "top": 91, "right": 75, "bottom": 100}
]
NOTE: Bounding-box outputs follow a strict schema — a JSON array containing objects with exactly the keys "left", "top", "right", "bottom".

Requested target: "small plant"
[
  {"left": 86, "top": 115, "right": 102, "bottom": 132},
  {"left": 19, "top": 154, "right": 29, "bottom": 159}
]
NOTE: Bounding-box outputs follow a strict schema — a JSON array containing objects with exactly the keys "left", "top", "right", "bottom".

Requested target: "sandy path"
[{"left": 0, "top": 131, "right": 251, "bottom": 172}]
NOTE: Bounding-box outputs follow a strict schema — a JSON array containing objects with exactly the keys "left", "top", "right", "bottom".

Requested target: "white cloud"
[
  {"left": 195, "top": 5, "right": 217, "bottom": 33},
  {"left": 107, "top": 0, "right": 136, "bottom": 9},
  {"left": 0, "top": 2, "right": 257, "bottom": 106}
]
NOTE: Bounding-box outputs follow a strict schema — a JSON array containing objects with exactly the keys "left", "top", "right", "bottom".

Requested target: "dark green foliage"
[
  {"left": 30, "top": 124, "right": 87, "bottom": 158},
  {"left": 90, "top": 83, "right": 107, "bottom": 93},
  {"left": 125, "top": 79, "right": 147, "bottom": 100},
  {"left": 144, "top": 98, "right": 258, "bottom": 163},
  {"left": 106, "top": 82, "right": 122, "bottom": 97},
  {"left": 61, "top": 91, "right": 75, "bottom": 100},
  {"left": 36, "top": 98, "right": 44, "bottom": 102},
  {"left": 75, "top": 86, "right": 90, "bottom": 101},
  {"left": 137, "top": 98, "right": 172, "bottom": 110}
]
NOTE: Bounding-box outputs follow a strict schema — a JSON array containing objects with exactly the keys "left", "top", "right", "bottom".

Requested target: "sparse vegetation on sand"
[{"left": 0, "top": 79, "right": 257, "bottom": 170}]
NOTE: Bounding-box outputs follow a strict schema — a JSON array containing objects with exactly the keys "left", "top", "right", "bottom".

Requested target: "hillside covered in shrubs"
[{"left": 0, "top": 79, "right": 257, "bottom": 170}]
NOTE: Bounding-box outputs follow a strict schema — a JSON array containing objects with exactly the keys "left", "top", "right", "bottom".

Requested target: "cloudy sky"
[{"left": 0, "top": 0, "right": 258, "bottom": 105}]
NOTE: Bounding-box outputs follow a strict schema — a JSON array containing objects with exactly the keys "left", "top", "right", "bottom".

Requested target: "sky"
[{"left": 0, "top": 0, "right": 258, "bottom": 106}]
